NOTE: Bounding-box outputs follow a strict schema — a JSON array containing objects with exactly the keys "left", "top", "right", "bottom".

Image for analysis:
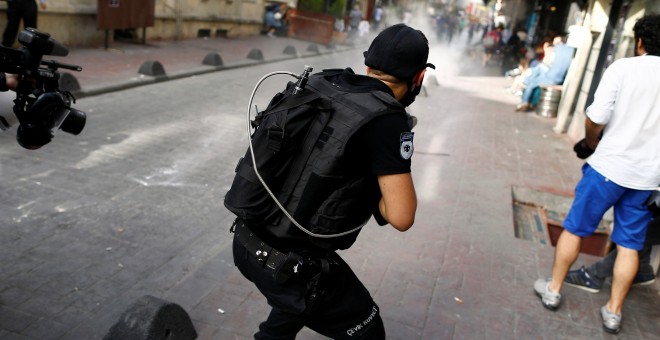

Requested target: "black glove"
[{"left": 573, "top": 138, "right": 594, "bottom": 159}]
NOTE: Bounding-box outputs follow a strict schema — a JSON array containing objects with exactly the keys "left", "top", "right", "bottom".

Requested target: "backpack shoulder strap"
[{"left": 267, "top": 88, "right": 322, "bottom": 113}]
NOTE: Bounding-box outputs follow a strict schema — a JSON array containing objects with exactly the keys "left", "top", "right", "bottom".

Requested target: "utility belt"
[{"left": 231, "top": 218, "right": 333, "bottom": 284}]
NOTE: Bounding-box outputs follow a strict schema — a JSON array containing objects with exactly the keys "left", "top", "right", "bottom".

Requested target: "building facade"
[
  {"left": 556, "top": 0, "right": 659, "bottom": 141},
  {"left": 0, "top": 0, "right": 269, "bottom": 47}
]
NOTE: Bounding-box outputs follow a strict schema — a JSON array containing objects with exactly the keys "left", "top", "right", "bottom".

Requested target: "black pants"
[
  {"left": 3, "top": 0, "right": 38, "bottom": 47},
  {"left": 233, "top": 238, "right": 385, "bottom": 339},
  {"left": 588, "top": 217, "right": 659, "bottom": 281}
]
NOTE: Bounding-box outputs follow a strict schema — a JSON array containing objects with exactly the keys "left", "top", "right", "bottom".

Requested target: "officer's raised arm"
[
  {"left": 378, "top": 173, "right": 416, "bottom": 231},
  {"left": 363, "top": 29, "right": 430, "bottom": 232}
]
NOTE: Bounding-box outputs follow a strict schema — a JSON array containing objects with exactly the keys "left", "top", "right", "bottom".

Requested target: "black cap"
[{"left": 363, "top": 24, "right": 435, "bottom": 80}]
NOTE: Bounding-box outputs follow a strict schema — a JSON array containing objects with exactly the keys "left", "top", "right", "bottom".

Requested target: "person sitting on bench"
[{"left": 516, "top": 36, "right": 574, "bottom": 112}]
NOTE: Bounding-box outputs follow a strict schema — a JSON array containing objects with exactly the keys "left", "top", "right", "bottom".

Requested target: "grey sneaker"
[
  {"left": 534, "top": 278, "right": 561, "bottom": 310},
  {"left": 600, "top": 306, "right": 621, "bottom": 334}
]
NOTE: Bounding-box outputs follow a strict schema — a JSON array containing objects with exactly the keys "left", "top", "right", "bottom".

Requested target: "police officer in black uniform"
[{"left": 226, "top": 24, "right": 434, "bottom": 339}]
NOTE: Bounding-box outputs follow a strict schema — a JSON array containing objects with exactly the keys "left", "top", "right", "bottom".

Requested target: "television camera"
[{"left": 0, "top": 27, "right": 86, "bottom": 149}]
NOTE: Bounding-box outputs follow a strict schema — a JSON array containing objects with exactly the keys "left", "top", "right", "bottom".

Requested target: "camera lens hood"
[
  {"left": 60, "top": 108, "right": 86, "bottom": 135},
  {"left": 16, "top": 124, "right": 53, "bottom": 150}
]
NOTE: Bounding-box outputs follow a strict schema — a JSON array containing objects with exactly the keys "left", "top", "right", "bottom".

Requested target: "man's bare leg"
[
  {"left": 549, "top": 230, "right": 582, "bottom": 293},
  {"left": 607, "top": 245, "right": 638, "bottom": 314}
]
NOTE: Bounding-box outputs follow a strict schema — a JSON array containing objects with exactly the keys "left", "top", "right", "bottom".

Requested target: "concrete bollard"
[
  {"left": 283, "top": 45, "right": 297, "bottom": 56},
  {"left": 103, "top": 295, "right": 197, "bottom": 340},
  {"left": 247, "top": 48, "right": 264, "bottom": 61},
  {"left": 58, "top": 72, "right": 81, "bottom": 92},
  {"left": 138, "top": 61, "right": 166, "bottom": 77},
  {"left": 306, "top": 44, "right": 320, "bottom": 54},
  {"left": 202, "top": 52, "right": 224, "bottom": 67}
]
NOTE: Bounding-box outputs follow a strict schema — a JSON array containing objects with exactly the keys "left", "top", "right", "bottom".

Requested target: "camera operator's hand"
[
  {"left": 3, "top": 73, "right": 39, "bottom": 92},
  {"left": 5, "top": 73, "right": 20, "bottom": 91},
  {"left": 573, "top": 138, "right": 595, "bottom": 159}
]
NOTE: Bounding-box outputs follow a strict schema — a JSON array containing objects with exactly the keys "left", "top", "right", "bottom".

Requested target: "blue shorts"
[{"left": 563, "top": 164, "right": 653, "bottom": 250}]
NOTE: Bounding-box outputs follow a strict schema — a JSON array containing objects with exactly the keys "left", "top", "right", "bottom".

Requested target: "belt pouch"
[{"left": 273, "top": 252, "right": 302, "bottom": 284}]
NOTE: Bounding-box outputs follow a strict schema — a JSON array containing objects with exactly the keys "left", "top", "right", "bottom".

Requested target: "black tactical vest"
[{"left": 225, "top": 69, "right": 405, "bottom": 251}]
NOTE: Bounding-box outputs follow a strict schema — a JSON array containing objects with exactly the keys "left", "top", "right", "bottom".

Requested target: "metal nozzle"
[{"left": 291, "top": 65, "right": 313, "bottom": 95}]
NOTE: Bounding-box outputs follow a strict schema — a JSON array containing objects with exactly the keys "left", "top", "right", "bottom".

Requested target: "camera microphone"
[{"left": 18, "top": 28, "right": 69, "bottom": 57}]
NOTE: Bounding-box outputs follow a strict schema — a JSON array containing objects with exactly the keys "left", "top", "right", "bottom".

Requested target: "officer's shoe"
[
  {"left": 564, "top": 266, "right": 602, "bottom": 293},
  {"left": 600, "top": 306, "right": 622, "bottom": 334},
  {"left": 533, "top": 278, "right": 561, "bottom": 311}
]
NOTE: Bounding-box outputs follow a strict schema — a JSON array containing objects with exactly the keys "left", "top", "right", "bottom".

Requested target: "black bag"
[
  {"left": 223, "top": 80, "right": 333, "bottom": 224},
  {"left": 647, "top": 189, "right": 660, "bottom": 215},
  {"left": 644, "top": 189, "right": 660, "bottom": 246}
]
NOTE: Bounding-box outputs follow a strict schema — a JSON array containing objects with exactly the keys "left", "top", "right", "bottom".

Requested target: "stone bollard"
[
  {"left": 202, "top": 53, "right": 224, "bottom": 67},
  {"left": 283, "top": 45, "right": 297, "bottom": 56},
  {"left": 58, "top": 72, "right": 81, "bottom": 92},
  {"left": 306, "top": 44, "right": 320, "bottom": 54},
  {"left": 247, "top": 48, "right": 264, "bottom": 61},
  {"left": 104, "top": 295, "right": 197, "bottom": 340},
  {"left": 138, "top": 61, "right": 166, "bottom": 77}
]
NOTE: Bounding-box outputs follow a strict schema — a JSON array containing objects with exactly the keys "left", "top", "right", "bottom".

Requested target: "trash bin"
[
  {"left": 97, "top": 0, "right": 156, "bottom": 47},
  {"left": 536, "top": 85, "right": 562, "bottom": 118}
]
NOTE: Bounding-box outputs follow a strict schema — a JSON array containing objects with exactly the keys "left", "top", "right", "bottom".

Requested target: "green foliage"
[
  {"left": 298, "top": 0, "right": 346, "bottom": 18},
  {"left": 327, "top": 0, "right": 345, "bottom": 17},
  {"left": 299, "top": 0, "right": 324, "bottom": 12}
]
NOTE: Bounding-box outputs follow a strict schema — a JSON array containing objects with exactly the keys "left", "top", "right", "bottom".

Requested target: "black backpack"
[
  {"left": 224, "top": 69, "right": 408, "bottom": 241},
  {"left": 224, "top": 75, "right": 333, "bottom": 225}
]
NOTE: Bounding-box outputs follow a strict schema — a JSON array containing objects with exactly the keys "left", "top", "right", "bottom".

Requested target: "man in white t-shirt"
[{"left": 534, "top": 14, "right": 660, "bottom": 334}]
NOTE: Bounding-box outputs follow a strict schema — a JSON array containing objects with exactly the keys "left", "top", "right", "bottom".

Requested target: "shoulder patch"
[{"left": 400, "top": 132, "right": 414, "bottom": 160}]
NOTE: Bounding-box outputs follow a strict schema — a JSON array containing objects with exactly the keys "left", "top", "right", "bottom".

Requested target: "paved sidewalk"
[
  {"left": 1, "top": 32, "right": 658, "bottom": 340},
  {"left": 51, "top": 35, "right": 361, "bottom": 98}
]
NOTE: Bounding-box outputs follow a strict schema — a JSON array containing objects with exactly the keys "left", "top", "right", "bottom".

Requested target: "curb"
[{"left": 70, "top": 41, "right": 368, "bottom": 99}]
